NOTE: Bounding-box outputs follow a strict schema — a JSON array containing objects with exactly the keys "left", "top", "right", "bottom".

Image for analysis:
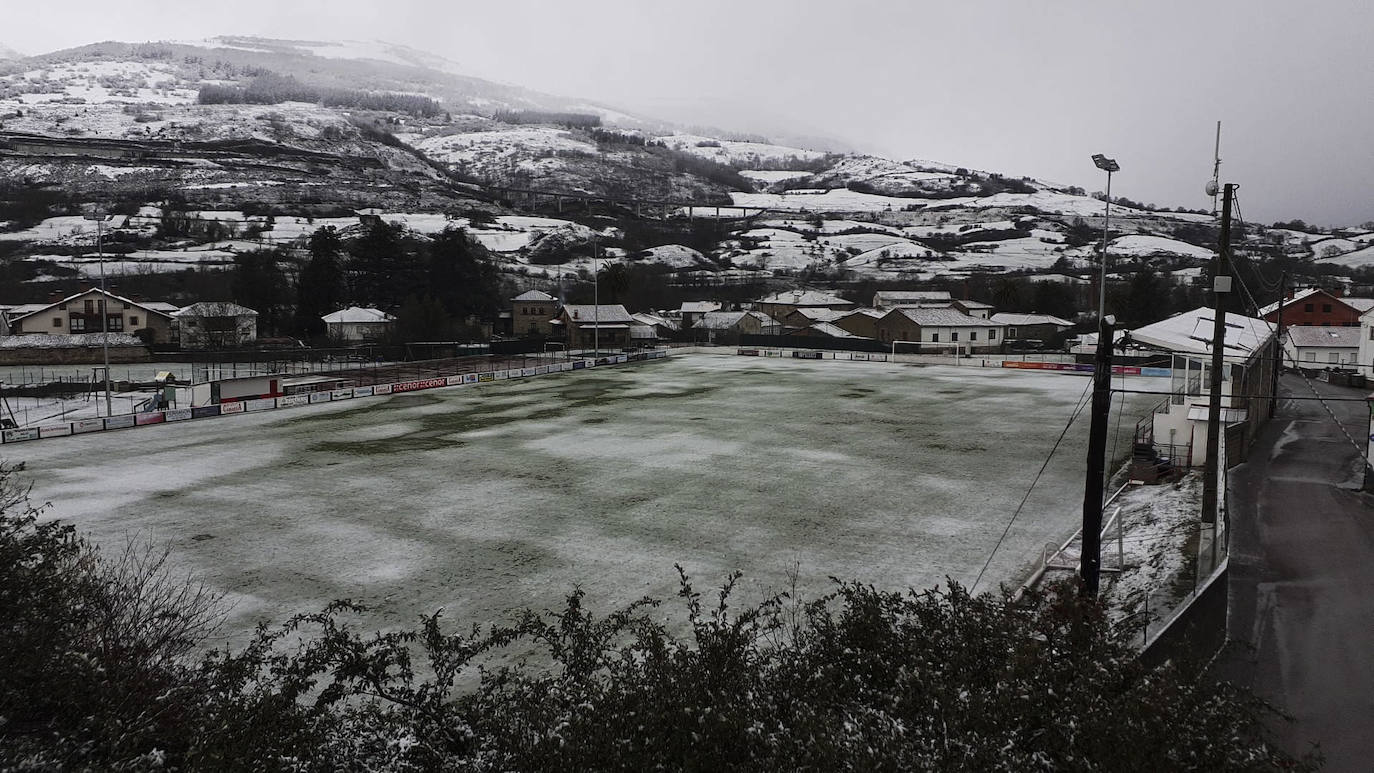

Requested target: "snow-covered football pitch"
[{"left": 8, "top": 353, "right": 1165, "bottom": 645}]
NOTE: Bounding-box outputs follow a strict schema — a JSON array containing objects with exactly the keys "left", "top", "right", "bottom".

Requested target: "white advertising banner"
[
  {"left": 164, "top": 408, "right": 193, "bottom": 422},
  {"left": 72, "top": 418, "right": 106, "bottom": 434},
  {"left": 219, "top": 402, "right": 246, "bottom": 414}
]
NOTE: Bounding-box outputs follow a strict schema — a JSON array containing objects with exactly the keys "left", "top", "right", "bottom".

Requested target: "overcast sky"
[{"left": 8, "top": 0, "right": 1372, "bottom": 227}]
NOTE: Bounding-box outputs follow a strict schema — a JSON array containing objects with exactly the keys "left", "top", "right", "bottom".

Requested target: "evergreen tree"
[
  {"left": 426, "top": 227, "right": 501, "bottom": 325},
  {"left": 230, "top": 248, "right": 290, "bottom": 338},
  {"left": 348, "top": 219, "right": 417, "bottom": 310},
  {"left": 294, "top": 226, "right": 346, "bottom": 338}
]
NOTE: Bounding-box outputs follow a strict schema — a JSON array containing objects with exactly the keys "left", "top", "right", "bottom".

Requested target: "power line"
[{"left": 972, "top": 375, "right": 1094, "bottom": 593}]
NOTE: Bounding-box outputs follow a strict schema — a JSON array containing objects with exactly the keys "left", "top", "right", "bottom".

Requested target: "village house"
[
  {"left": 1283, "top": 326, "right": 1360, "bottom": 369},
  {"left": 779, "top": 307, "right": 847, "bottom": 330},
  {"left": 555, "top": 304, "right": 635, "bottom": 350},
  {"left": 833, "top": 309, "right": 884, "bottom": 339},
  {"left": 756, "top": 290, "right": 855, "bottom": 320},
  {"left": 322, "top": 306, "right": 395, "bottom": 343},
  {"left": 950, "top": 299, "right": 995, "bottom": 319},
  {"left": 874, "top": 308, "right": 1006, "bottom": 353},
  {"left": 872, "top": 290, "right": 952, "bottom": 309},
  {"left": 1130, "top": 306, "right": 1277, "bottom": 465},
  {"left": 790, "top": 321, "right": 864, "bottom": 340},
  {"left": 990, "top": 312, "right": 1074, "bottom": 345},
  {"left": 630, "top": 312, "right": 679, "bottom": 345},
  {"left": 679, "top": 301, "right": 722, "bottom": 328},
  {"left": 173, "top": 302, "right": 259, "bottom": 350},
  {"left": 3, "top": 288, "right": 177, "bottom": 343},
  {"left": 692, "top": 310, "right": 779, "bottom": 344},
  {"left": 1258, "top": 287, "right": 1373, "bottom": 327},
  {"left": 511, "top": 290, "right": 559, "bottom": 337}
]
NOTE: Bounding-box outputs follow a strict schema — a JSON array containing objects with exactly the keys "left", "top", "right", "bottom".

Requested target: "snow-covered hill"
[{"left": 0, "top": 35, "right": 1357, "bottom": 292}]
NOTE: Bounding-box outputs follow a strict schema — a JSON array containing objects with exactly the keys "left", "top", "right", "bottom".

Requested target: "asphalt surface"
[{"left": 1218, "top": 374, "right": 1374, "bottom": 770}]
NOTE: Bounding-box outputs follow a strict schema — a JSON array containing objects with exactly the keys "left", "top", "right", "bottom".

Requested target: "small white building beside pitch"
[
  {"left": 323, "top": 307, "right": 395, "bottom": 342},
  {"left": 1283, "top": 326, "right": 1360, "bottom": 369},
  {"left": 1130, "top": 307, "right": 1277, "bottom": 466}
]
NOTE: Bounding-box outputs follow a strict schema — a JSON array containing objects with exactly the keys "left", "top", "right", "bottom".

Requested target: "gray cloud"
[{"left": 7, "top": 0, "right": 1371, "bottom": 226}]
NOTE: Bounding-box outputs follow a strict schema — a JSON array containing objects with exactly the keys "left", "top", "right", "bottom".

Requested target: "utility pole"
[
  {"left": 84, "top": 211, "right": 112, "bottom": 418},
  {"left": 1270, "top": 270, "right": 1287, "bottom": 418},
  {"left": 1201, "top": 183, "right": 1236, "bottom": 570},
  {"left": 592, "top": 231, "right": 599, "bottom": 358},
  {"left": 1080, "top": 318, "right": 1116, "bottom": 596},
  {"left": 1210, "top": 121, "right": 1222, "bottom": 216}
]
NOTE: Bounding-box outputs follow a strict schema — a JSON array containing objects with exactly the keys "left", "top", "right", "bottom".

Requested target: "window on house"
[
  {"left": 1304, "top": 303, "right": 1314, "bottom": 312},
  {"left": 1328, "top": 352, "right": 1339, "bottom": 363},
  {"left": 1303, "top": 351, "right": 1316, "bottom": 361},
  {"left": 106, "top": 315, "right": 123, "bottom": 332},
  {"left": 69, "top": 317, "right": 85, "bottom": 332},
  {"left": 52, "top": 317, "right": 62, "bottom": 327},
  {"left": 950, "top": 332, "right": 959, "bottom": 342},
  {"left": 128, "top": 315, "right": 139, "bottom": 327},
  {"left": 970, "top": 331, "right": 978, "bottom": 341},
  {"left": 989, "top": 329, "right": 997, "bottom": 340},
  {"left": 1322, "top": 304, "right": 1332, "bottom": 313},
  {"left": 122, "top": 302, "right": 130, "bottom": 310},
  {"left": 931, "top": 333, "right": 939, "bottom": 342},
  {"left": 84, "top": 300, "right": 95, "bottom": 313}
]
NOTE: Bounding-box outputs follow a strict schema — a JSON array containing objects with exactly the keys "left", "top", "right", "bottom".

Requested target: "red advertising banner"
[{"left": 392, "top": 377, "right": 447, "bottom": 393}]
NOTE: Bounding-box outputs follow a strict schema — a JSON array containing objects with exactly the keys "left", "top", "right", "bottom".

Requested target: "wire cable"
[{"left": 972, "top": 375, "right": 1094, "bottom": 592}]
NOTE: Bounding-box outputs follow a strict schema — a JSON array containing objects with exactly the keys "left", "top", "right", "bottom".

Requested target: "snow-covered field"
[{"left": 7, "top": 354, "right": 1163, "bottom": 647}]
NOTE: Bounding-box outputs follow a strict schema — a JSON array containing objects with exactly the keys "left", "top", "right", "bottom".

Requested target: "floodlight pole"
[
  {"left": 1201, "top": 183, "right": 1236, "bottom": 571},
  {"left": 85, "top": 212, "right": 112, "bottom": 418},
  {"left": 1091, "top": 154, "right": 1119, "bottom": 325},
  {"left": 1080, "top": 318, "right": 1115, "bottom": 596},
  {"left": 592, "top": 232, "right": 599, "bottom": 358}
]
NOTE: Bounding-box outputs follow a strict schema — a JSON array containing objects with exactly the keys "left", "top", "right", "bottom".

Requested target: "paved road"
[{"left": 1218, "top": 374, "right": 1374, "bottom": 770}]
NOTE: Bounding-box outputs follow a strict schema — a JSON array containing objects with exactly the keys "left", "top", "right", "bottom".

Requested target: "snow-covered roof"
[
  {"left": 631, "top": 312, "right": 679, "bottom": 331},
  {"left": 789, "top": 307, "right": 847, "bottom": 322},
  {"left": 143, "top": 301, "right": 182, "bottom": 313},
  {"left": 7, "top": 288, "right": 177, "bottom": 321},
  {"left": 322, "top": 306, "right": 395, "bottom": 324},
  {"left": 873, "top": 290, "right": 952, "bottom": 306},
  {"left": 629, "top": 324, "right": 657, "bottom": 339},
  {"left": 695, "top": 310, "right": 752, "bottom": 330},
  {"left": 892, "top": 308, "right": 997, "bottom": 327},
  {"left": 802, "top": 321, "right": 861, "bottom": 338},
  {"left": 512, "top": 290, "right": 557, "bottom": 303},
  {"left": 848, "top": 308, "right": 885, "bottom": 318},
  {"left": 990, "top": 312, "right": 1074, "bottom": 327},
  {"left": 757, "top": 289, "right": 853, "bottom": 307},
  {"left": 1253, "top": 287, "right": 1368, "bottom": 317},
  {"left": 563, "top": 305, "right": 634, "bottom": 324},
  {"left": 1129, "top": 307, "right": 1273, "bottom": 362},
  {"left": 174, "top": 301, "right": 258, "bottom": 318},
  {"left": 680, "top": 301, "right": 722, "bottom": 314},
  {"left": 953, "top": 299, "right": 995, "bottom": 309},
  {"left": 1284, "top": 325, "right": 1360, "bottom": 348}
]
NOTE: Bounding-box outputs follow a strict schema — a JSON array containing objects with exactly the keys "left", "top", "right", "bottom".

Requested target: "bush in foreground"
[{"left": 0, "top": 463, "right": 1313, "bottom": 771}]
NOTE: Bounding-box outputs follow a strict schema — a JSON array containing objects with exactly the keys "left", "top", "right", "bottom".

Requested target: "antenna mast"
[{"left": 1210, "top": 121, "right": 1222, "bottom": 215}]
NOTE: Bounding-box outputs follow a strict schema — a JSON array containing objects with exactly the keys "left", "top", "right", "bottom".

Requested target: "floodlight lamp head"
[{"left": 1092, "top": 154, "right": 1120, "bottom": 173}]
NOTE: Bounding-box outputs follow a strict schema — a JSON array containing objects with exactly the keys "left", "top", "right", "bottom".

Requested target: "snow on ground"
[
  {"left": 740, "top": 170, "right": 811, "bottom": 183},
  {"left": 1316, "top": 242, "right": 1374, "bottom": 268},
  {"left": 7, "top": 354, "right": 1163, "bottom": 648},
  {"left": 654, "top": 134, "right": 825, "bottom": 166},
  {"left": 924, "top": 191, "right": 1157, "bottom": 218},
  {"left": 635, "top": 244, "right": 709, "bottom": 268},
  {"left": 1109, "top": 234, "right": 1214, "bottom": 260},
  {"left": 411, "top": 128, "right": 597, "bottom": 165},
  {"left": 731, "top": 188, "right": 921, "bottom": 213}
]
